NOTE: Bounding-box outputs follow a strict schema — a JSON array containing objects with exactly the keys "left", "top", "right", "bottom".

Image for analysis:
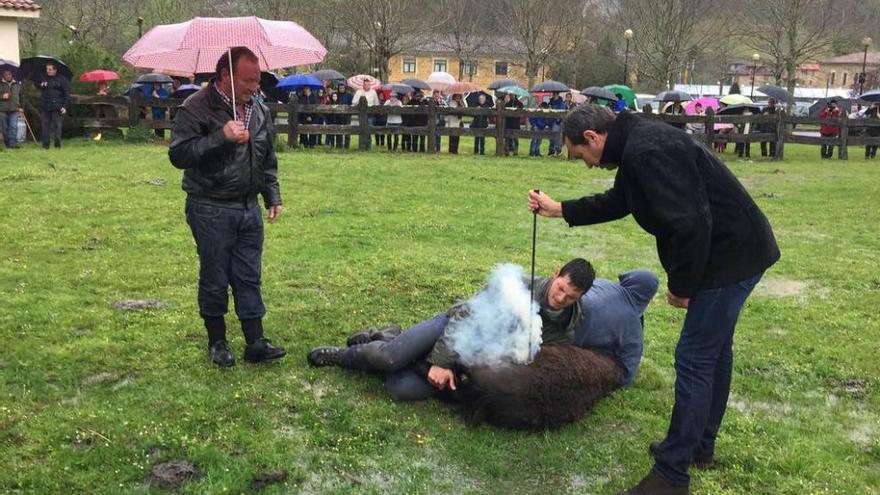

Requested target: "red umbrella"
[
  {"left": 122, "top": 16, "right": 326, "bottom": 120},
  {"left": 79, "top": 70, "right": 119, "bottom": 82},
  {"left": 346, "top": 74, "right": 380, "bottom": 89}
]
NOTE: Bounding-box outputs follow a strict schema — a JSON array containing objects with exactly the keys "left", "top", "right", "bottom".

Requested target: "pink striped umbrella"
[
  {"left": 685, "top": 96, "right": 719, "bottom": 115},
  {"left": 346, "top": 74, "right": 381, "bottom": 89},
  {"left": 122, "top": 16, "right": 327, "bottom": 74}
]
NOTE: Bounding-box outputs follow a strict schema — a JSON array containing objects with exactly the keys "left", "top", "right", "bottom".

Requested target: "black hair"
[
  {"left": 558, "top": 258, "right": 596, "bottom": 292},
  {"left": 562, "top": 104, "right": 616, "bottom": 145},
  {"left": 215, "top": 46, "right": 259, "bottom": 78}
]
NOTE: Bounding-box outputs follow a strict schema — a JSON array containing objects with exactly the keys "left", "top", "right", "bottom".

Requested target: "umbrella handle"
[{"left": 227, "top": 48, "right": 236, "bottom": 121}]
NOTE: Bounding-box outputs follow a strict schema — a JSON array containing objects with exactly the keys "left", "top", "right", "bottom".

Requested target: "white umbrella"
[{"left": 427, "top": 71, "right": 456, "bottom": 91}]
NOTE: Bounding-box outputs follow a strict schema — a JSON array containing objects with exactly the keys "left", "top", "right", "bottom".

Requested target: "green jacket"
[
  {"left": 427, "top": 276, "right": 584, "bottom": 368},
  {"left": 0, "top": 80, "right": 21, "bottom": 112}
]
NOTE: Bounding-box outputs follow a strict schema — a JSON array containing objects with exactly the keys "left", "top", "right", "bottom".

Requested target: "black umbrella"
[
  {"left": 0, "top": 59, "right": 21, "bottom": 80},
  {"left": 655, "top": 90, "right": 693, "bottom": 102},
  {"left": 580, "top": 86, "right": 618, "bottom": 101},
  {"left": 465, "top": 90, "right": 496, "bottom": 107},
  {"left": 20, "top": 56, "right": 72, "bottom": 81},
  {"left": 756, "top": 85, "right": 795, "bottom": 105},
  {"left": 260, "top": 72, "right": 289, "bottom": 103},
  {"left": 530, "top": 80, "right": 569, "bottom": 93},
  {"left": 488, "top": 78, "right": 520, "bottom": 90},
  {"left": 859, "top": 90, "right": 880, "bottom": 103},
  {"left": 310, "top": 69, "right": 345, "bottom": 81},
  {"left": 123, "top": 83, "right": 149, "bottom": 97},
  {"left": 808, "top": 98, "right": 854, "bottom": 117},
  {"left": 136, "top": 73, "right": 173, "bottom": 84},
  {"left": 717, "top": 103, "right": 762, "bottom": 115},
  {"left": 171, "top": 84, "right": 201, "bottom": 99},
  {"left": 401, "top": 78, "right": 431, "bottom": 91}
]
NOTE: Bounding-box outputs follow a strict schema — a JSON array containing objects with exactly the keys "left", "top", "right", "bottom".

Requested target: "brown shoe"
[{"left": 617, "top": 471, "right": 689, "bottom": 495}]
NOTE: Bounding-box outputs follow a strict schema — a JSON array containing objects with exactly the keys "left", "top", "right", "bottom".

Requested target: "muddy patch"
[
  {"left": 729, "top": 395, "right": 794, "bottom": 419},
  {"left": 754, "top": 277, "right": 808, "bottom": 298},
  {"left": 81, "top": 372, "right": 119, "bottom": 387},
  {"left": 738, "top": 177, "right": 764, "bottom": 190},
  {"left": 112, "top": 299, "right": 166, "bottom": 311},
  {"left": 252, "top": 470, "right": 287, "bottom": 491},
  {"left": 148, "top": 459, "right": 202, "bottom": 489},
  {"left": 828, "top": 378, "right": 870, "bottom": 399},
  {"left": 145, "top": 178, "right": 166, "bottom": 187}
]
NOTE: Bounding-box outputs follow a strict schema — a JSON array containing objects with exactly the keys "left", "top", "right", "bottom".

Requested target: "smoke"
[{"left": 446, "top": 263, "right": 542, "bottom": 368}]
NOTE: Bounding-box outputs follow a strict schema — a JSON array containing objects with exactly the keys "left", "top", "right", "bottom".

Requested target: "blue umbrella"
[
  {"left": 860, "top": 90, "right": 880, "bottom": 103},
  {"left": 0, "top": 59, "right": 21, "bottom": 80},
  {"left": 276, "top": 74, "right": 323, "bottom": 91}
]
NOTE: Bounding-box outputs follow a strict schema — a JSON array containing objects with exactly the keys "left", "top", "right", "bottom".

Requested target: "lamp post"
[
  {"left": 860, "top": 36, "right": 872, "bottom": 96},
  {"left": 137, "top": 17, "right": 144, "bottom": 38},
  {"left": 623, "top": 29, "right": 633, "bottom": 84},
  {"left": 750, "top": 53, "right": 760, "bottom": 98}
]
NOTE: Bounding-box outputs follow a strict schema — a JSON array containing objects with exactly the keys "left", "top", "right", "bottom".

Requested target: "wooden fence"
[{"left": 66, "top": 93, "right": 880, "bottom": 160}]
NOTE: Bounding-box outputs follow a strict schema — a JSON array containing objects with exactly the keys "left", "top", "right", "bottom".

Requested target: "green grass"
[{"left": 0, "top": 137, "right": 878, "bottom": 495}]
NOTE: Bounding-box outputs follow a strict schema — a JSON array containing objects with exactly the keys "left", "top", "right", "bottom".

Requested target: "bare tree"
[
  {"left": 500, "top": 0, "right": 577, "bottom": 88},
  {"left": 738, "top": 0, "right": 838, "bottom": 93},
  {"left": 338, "top": 0, "right": 428, "bottom": 82},
  {"left": 432, "top": 0, "right": 493, "bottom": 81},
  {"left": 614, "top": 0, "right": 723, "bottom": 91}
]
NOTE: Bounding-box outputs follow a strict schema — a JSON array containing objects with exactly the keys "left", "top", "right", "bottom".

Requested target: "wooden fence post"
[
  {"left": 427, "top": 99, "right": 437, "bottom": 154},
  {"left": 128, "top": 91, "right": 141, "bottom": 128},
  {"left": 357, "top": 97, "right": 369, "bottom": 150},
  {"left": 704, "top": 107, "right": 715, "bottom": 149},
  {"left": 838, "top": 113, "right": 848, "bottom": 160},
  {"left": 774, "top": 109, "right": 785, "bottom": 160},
  {"left": 495, "top": 101, "right": 506, "bottom": 156},
  {"left": 287, "top": 99, "right": 299, "bottom": 149}
]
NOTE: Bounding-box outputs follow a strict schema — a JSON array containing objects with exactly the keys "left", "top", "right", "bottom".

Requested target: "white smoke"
[{"left": 446, "top": 263, "right": 543, "bottom": 367}]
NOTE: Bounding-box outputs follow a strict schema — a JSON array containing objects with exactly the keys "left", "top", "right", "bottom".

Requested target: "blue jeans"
[
  {"left": 0, "top": 111, "right": 19, "bottom": 147},
  {"left": 549, "top": 122, "right": 561, "bottom": 154},
  {"left": 339, "top": 313, "right": 450, "bottom": 401},
  {"left": 529, "top": 127, "right": 543, "bottom": 156},
  {"left": 653, "top": 272, "right": 763, "bottom": 485},
  {"left": 185, "top": 199, "right": 266, "bottom": 321}
]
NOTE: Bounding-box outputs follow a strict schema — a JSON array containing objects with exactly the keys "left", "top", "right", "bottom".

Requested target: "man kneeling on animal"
[{"left": 308, "top": 258, "right": 658, "bottom": 401}]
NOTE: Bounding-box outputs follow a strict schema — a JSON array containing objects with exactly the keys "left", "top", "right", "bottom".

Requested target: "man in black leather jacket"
[
  {"left": 169, "top": 47, "right": 286, "bottom": 368},
  {"left": 38, "top": 63, "right": 69, "bottom": 149}
]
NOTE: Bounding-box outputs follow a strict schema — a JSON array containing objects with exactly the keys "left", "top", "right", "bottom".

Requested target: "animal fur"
[{"left": 435, "top": 345, "right": 623, "bottom": 431}]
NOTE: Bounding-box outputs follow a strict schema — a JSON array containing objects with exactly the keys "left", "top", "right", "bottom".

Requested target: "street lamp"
[
  {"left": 860, "top": 36, "right": 872, "bottom": 96},
  {"left": 750, "top": 53, "right": 760, "bottom": 98},
  {"left": 623, "top": 29, "right": 633, "bottom": 85}
]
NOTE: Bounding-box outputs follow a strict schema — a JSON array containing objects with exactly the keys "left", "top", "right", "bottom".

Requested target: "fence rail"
[{"left": 66, "top": 93, "right": 880, "bottom": 160}]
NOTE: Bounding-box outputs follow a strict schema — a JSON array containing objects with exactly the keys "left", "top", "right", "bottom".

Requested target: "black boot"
[
  {"left": 243, "top": 338, "right": 286, "bottom": 363},
  {"left": 616, "top": 471, "right": 689, "bottom": 495},
  {"left": 649, "top": 442, "right": 715, "bottom": 469},
  {"left": 208, "top": 340, "right": 235, "bottom": 368},
  {"left": 307, "top": 346, "right": 344, "bottom": 366}
]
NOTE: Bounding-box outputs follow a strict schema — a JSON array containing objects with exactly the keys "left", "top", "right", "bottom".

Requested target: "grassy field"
[{"left": 0, "top": 136, "right": 878, "bottom": 495}]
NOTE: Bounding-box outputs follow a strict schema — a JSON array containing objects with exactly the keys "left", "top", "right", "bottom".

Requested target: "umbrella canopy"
[
  {"left": 347, "top": 74, "right": 381, "bottom": 89},
  {"left": 123, "top": 16, "right": 326, "bottom": 74},
  {"left": 756, "top": 85, "right": 795, "bottom": 105},
  {"left": 260, "top": 72, "right": 288, "bottom": 103},
  {"left": 400, "top": 78, "right": 431, "bottom": 91},
  {"left": 426, "top": 71, "right": 456, "bottom": 90},
  {"left": 685, "top": 96, "right": 719, "bottom": 115},
  {"left": 465, "top": 90, "right": 496, "bottom": 107},
  {"left": 310, "top": 69, "right": 345, "bottom": 81},
  {"left": 446, "top": 81, "right": 482, "bottom": 94},
  {"left": 581, "top": 86, "right": 618, "bottom": 101},
  {"left": 276, "top": 73, "right": 323, "bottom": 91},
  {"left": 488, "top": 78, "right": 521, "bottom": 90},
  {"left": 808, "top": 98, "right": 855, "bottom": 117},
  {"left": 531, "top": 80, "right": 569, "bottom": 93},
  {"left": 123, "top": 83, "right": 149, "bottom": 97},
  {"left": 717, "top": 103, "right": 762, "bottom": 115},
  {"left": 137, "top": 73, "right": 173, "bottom": 84},
  {"left": 567, "top": 90, "right": 587, "bottom": 105},
  {"left": 384, "top": 83, "right": 414, "bottom": 95},
  {"left": 604, "top": 84, "right": 635, "bottom": 106},
  {"left": 856, "top": 90, "right": 880, "bottom": 103},
  {"left": 655, "top": 90, "right": 693, "bottom": 102},
  {"left": 498, "top": 85, "right": 531, "bottom": 98},
  {"left": 719, "top": 94, "right": 752, "bottom": 105},
  {"left": 171, "top": 84, "right": 202, "bottom": 99},
  {"left": 0, "top": 59, "right": 21, "bottom": 80},
  {"left": 20, "top": 56, "right": 72, "bottom": 81}
]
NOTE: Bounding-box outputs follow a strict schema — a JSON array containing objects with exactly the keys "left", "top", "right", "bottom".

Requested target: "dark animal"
[{"left": 426, "top": 345, "right": 622, "bottom": 431}]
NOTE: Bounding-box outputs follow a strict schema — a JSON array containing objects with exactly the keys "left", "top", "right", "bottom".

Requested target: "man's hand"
[
  {"left": 267, "top": 205, "right": 283, "bottom": 223},
  {"left": 666, "top": 290, "right": 689, "bottom": 309},
  {"left": 528, "top": 189, "right": 563, "bottom": 218},
  {"left": 1, "top": 93, "right": 9, "bottom": 100},
  {"left": 427, "top": 365, "right": 457, "bottom": 391},
  {"left": 222, "top": 120, "right": 248, "bottom": 144}
]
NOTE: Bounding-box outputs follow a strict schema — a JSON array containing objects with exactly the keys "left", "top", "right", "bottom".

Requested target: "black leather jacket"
[
  {"left": 168, "top": 84, "right": 281, "bottom": 208},
  {"left": 39, "top": 75, "right": 69, "bottom": 112}
]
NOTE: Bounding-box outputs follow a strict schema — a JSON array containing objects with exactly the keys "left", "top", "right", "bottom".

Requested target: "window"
[
  {"left": 433, "top": 58, "right": 447, "bottom": 73},
  {"left": 402, "top": 58, "right": 416, "bottom": 73},
  {"left": 830, "top": 71, "right": 836, "bottom": 85},
  {"left": 842, "top": 72, "right": 848, "bottom": 86},
  {"left": 461, "top": 60, "right": 477, "bottom": 76},
  {"left": 495, "top": 61, "right": 508, "bottom": 76}
]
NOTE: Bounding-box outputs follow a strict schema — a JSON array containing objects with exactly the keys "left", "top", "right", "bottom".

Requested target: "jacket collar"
[{"left": 600, "top": 111, "right": 640, "bottom": 166}]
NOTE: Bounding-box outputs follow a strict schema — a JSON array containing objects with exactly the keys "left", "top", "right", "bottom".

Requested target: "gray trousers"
[{"left": 339, "top": 313, "right": 449, "bottom": 401}]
